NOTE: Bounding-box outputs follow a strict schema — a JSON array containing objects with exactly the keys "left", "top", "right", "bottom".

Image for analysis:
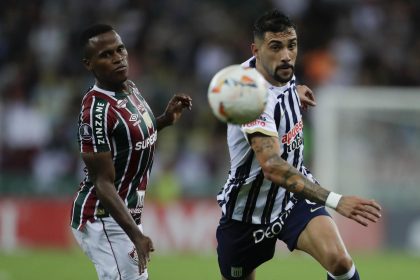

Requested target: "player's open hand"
[
  {"left": 163, "top": 94, "right": 192, "bottom": 125},
  {"left": 135, "top": 235, "right": 155, "bottom": 275},
  {"left": 296, "top": 85, "right": 316, "bottom": 111},
  {"left": 335, "top": 196, "right": 382, "bottom": 227}
]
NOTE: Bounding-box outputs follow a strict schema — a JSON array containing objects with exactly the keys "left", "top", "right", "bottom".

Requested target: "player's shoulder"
[
  {"left": 80, "top": 88, "right": 114, "bottom": 112},
  {"left": 241, "top": 57, "right": 256, "bottom": 68},
  {"left": 127, "top": 80, "right": 145, "bottom": 98}
]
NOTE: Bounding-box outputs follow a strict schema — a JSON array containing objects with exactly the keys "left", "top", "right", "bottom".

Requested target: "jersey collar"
[
  {"left": 92, "top": 85, "right": 116, "bottom": 97},
  {"left": 267, "top": 76, "right": 296, "bottom": 92}
]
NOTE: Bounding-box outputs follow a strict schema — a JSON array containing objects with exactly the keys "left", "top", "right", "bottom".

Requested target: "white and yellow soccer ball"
[{"left": 207, "top": 65, "right": 268, "bottom": 124}]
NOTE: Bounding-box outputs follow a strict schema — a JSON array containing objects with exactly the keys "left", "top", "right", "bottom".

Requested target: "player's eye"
[
  {"left": 99, "top": 51, "right": 112, "bottom": 58},
  {"left": 270, "top": 44, "right": 281, "bottom": 51}
]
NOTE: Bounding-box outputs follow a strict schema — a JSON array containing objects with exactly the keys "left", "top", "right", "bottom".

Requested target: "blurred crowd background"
[{"left": 1, "top": 0, "right": 419, "bottom": 199}]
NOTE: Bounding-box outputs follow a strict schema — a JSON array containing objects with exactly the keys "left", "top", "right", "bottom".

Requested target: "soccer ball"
[{"left": 207, "top": 65, "right": 268, "bottom": 124}]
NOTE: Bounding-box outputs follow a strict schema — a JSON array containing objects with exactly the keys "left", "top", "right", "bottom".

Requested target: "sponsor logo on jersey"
[
  {"left": 310, "top": 205, "right": 324, "bottom": 213},
  {"left": 94, "top": 102, "right": 106, "bottom": 145},
  {"left": 282, "top": 120, "right": 303, "bottom": 152},
  {"left": 129, "top": 114, "right": 139, "bottom": 122},
  {"left": 243, "top": 116, "right": 267, "bottom": 128},
  {"left": 304, "top": 199, "right": 324, "bottom": 213},
  {"left": 281, "top": 120, "right": 303, "bottom": 145},
  {"left": 129, "top": 207, "right": 143, "bottom": 215},
  {"left": 134, "top": 131, "right": 157, "bottom": 150},
  {"left": 286, "top": 134, "right": 303, "bottom": 153},
  {"left": 252, "top": 206, "right": 294, "bottom": 244},
  {"left": 79, "top": 123, "right": 93, "bottom": 141}
]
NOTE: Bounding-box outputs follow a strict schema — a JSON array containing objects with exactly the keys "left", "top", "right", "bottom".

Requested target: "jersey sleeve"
[
  {"left": 240, "top": 97, "right": 279, "bottom": 138},
  {"left": 78, "top": 95, "right": 117, "bottom": 153}
]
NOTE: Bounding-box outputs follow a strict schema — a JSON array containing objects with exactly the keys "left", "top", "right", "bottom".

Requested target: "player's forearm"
[
  {"left": 156, "top": 114, "right": 171, "bottom": 131},
  {"left": 95, "top": 179, "right": 144, "bottom": 240},
  {"left": 262, "top": 154, "right": 330, "bottom": 205}
]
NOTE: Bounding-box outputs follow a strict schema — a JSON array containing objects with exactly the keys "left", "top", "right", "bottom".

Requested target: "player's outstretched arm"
[
  {"left": 81, "top": 152, "right": 154, "bottom": 274},
  {"left": 249, "top": 133, "right": 382, "bottom": 226},
  {"left": 156, "top": 94, "right": 192, "bottom": 131}
]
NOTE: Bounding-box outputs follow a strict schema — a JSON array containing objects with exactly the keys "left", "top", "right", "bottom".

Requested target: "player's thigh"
[
  {"left": 296, "top": 215, "right": 350, "bottom": 270},
  {"left": 102, "top": 219, "right": 148, "bottom": 279},
  {"left": 217, "top": 219, "right": 275, "bottom": 280},
  {"left": 73, "top": 218, "right": 147, "bottom": 280},
  {"left": 72, "top": 221, "right": 122, "bottom": 279}
]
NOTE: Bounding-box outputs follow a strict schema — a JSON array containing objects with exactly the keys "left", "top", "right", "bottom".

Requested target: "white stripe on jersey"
[
  {"left": 217, "top": 57, "right": 316, "bottom": 225},
  {"left": 113, "top": 110, "right": 133, "bottom": 193},
  {"left": 103, "top": 102, "right": 111, "bottom": 149},
  {"left": 89, "top": 97, "right": 97, "bottom": 152}
]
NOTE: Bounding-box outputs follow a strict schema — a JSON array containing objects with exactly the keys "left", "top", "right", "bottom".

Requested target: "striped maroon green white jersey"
[{"left": 71, "top": 81, "right": 157, "bottom": 230}]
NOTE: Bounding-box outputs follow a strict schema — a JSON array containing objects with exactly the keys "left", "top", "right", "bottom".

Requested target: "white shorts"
[{"left": 72, "top": 217, "right": 148, "bottom": 280}]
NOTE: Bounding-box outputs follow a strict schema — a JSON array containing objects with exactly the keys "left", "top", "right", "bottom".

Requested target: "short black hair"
[
  {"left": 253, "top": 10, "right": 296, "bottom": 40},
  {"left": 79, "top": 23, "right": 114, "bottom": 58}
]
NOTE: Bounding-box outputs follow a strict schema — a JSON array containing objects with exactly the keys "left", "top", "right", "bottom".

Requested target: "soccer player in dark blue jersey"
[{"left": 216, "top": 10, "right": 381, "bottom": 280}]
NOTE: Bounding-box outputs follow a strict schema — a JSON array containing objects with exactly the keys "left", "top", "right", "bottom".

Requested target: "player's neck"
[{"left": 96, "top": 80, "right": 129, "bottom": 94}]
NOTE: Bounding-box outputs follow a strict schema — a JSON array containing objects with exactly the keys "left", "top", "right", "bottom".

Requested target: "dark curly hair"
[
  {"left": 253, "top": 10, "right": 296, "bottom": 40},
  {"left": 79, "top": 24, "right": 114, "bottom": 58}
]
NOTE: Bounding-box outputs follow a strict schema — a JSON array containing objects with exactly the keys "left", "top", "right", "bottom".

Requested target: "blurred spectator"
[{"left": 0, "top": 0, "right": 419, "bottom": 197}]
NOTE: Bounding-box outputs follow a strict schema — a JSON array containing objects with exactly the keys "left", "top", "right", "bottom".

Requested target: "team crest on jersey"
[
  {"left": 116, "top": 99, "right": 128, "bottom": 108},
  {"left": 128, "top": 247, "right": 139, "bottom": 264},
  {"left": 79, "top": 123, "right": 93, "bottom": 141},
  {"left": 231, "top": 267, "right": 243, "bottom": 278}
]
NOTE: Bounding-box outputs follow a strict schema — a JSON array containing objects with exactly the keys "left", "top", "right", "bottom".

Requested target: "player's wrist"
[
  {"left": 325, "top": 192, "right": 342, "bottom": 209},
  {"left": 156, "top": 114, "right": 173, "bottom": 131}
]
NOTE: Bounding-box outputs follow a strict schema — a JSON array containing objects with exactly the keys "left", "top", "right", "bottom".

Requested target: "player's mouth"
[
  {"left": 278, "top": 67, "right": 292, "bottom": 73},
  {"left": 114, "top": 65, "right": 128, "bottom": 73},
  {"left": 277, "top": 68, "right": 293, "bottom": 78},
  {"left": 276, "top": 65, "right": 294, "bottom": 75}
]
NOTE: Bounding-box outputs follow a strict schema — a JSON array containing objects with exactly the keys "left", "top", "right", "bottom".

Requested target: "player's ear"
[
  {"left": 82, "top": 58, "right": 92, "bottom": 71},
  {"left": 251, "top": 43, "right": 259, "bottom": 59}
]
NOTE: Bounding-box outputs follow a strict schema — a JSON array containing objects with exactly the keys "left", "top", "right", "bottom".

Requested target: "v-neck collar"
[{"left": 93, "top": 85, "right": 130, "bottom": 99}]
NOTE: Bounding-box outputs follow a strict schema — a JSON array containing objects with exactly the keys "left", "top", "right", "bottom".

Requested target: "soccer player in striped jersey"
[
  {"left": 70, "top": 24, "right": 192, "bottom": 280},
  {"left": 216, "top": 10, "right": 382, "bottom": 280}
]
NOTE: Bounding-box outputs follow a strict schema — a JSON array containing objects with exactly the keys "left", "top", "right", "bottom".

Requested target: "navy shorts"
[{"left": 216, "top": 198, "right": 330, "bottom": 280}]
